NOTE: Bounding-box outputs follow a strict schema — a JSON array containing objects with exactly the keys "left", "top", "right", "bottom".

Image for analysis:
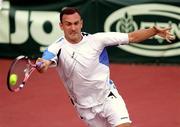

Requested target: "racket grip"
[{"left": 36, "top": 62, "right": 43, "bottom": 69}]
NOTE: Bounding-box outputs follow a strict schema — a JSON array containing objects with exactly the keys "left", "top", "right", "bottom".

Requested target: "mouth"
[{"left": 70, "top": 32, "right": 77, "bottom": 35}]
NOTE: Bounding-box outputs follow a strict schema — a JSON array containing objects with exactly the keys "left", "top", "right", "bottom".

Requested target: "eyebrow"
[{"left": 63, "top": 20, "right": 81, "bottom": 24}]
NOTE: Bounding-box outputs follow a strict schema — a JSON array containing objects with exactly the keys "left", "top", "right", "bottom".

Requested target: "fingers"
[
  {"left": 163, "top": 27, "right": 171, "bottom": 31},
  {"left": 165, "top": 34, "right": 176, "bottom": 43},
  {"left": 155, "top": 26, "right": 175, "bottom": 43},
  {"left": 168, "top": 33, "right": 176, "bottom": 40},
  {"left": 165, "top": 30, "right": 175, "bottom": 43},
  {"left": 165, "top": 37, "right": 172, "bottom": 43},
  {"left": 153, "top": 26, "right": 171, "bottom": 32},
  {"left": 36, "top": 58, "right": 44, "bottom": 63},
  {"left": 36, "top": 58, "right": 48, "bottom": 73}
]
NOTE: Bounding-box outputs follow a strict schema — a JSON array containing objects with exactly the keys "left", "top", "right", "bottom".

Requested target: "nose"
[{"left": 71, "top": 24, "right": 76, "bottom": 30}]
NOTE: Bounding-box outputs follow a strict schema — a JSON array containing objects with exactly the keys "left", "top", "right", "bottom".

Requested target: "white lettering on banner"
[
  {"left": 0, "top": 1, "right": 63, "bottom": 48},
  {"left": 0, "top": 1, "right": 9, "bottom": 43},
  {"left": 11, "top": 11, "right": 29, "bottom": 44},
  {"left": 104, "top": 4, "right": 180, "bottom": 57},
  {"left": 0, "top": 9, "right": 9, "bottom": 43},
  {"left": 30, "top": 11, "right": 63, "bottom": 46}
]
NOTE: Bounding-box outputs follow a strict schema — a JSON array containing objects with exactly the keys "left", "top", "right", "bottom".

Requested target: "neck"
[{"left": 65, "top": 35, "right": 83, "bottom": 44}]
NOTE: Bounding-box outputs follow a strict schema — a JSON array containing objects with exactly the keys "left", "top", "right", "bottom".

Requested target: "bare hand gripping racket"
[{"left": 7, "top": 55, "right": 42, "bottom": 92}]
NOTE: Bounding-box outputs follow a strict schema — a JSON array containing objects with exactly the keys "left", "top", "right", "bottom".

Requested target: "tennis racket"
[{"left": 7, "top": 55, "right": 42, "bottom": 92}]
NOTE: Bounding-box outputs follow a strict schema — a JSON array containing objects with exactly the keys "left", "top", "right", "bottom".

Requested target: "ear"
[{"left": 59, "top": 22, "right": 63, "bottom": 30}]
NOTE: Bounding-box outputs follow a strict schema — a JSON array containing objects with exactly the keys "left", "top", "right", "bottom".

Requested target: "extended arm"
[{"left": 128, "top": 26, "right": 175, "bottom": 43}]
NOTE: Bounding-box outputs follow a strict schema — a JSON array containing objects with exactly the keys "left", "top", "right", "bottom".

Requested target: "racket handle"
[{"left": 36, "top": 62, "right": 43, "bottom": 69}]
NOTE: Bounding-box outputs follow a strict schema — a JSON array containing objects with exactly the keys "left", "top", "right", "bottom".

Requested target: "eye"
[
  {"left": 74, "top": 21, "right": 79, "bottom": 25},
  {"left": 63, "top": 22, "right": 71, "bottom": 26},
  {"left": 66, "top": 23, "right": 71, "bottom": 26}
]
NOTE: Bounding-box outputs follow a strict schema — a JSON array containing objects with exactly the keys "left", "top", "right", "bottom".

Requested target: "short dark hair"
[{"left": 60, "top": 7, "right": 81, "bottom": 23}]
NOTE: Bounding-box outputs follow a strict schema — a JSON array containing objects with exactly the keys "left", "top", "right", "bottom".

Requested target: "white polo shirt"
[{"left": 42, "top": 32, "right": 129, "bottom": 108}]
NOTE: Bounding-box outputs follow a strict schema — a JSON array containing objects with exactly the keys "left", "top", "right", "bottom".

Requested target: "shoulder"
[
  {"left": 81, "top": 32, "right": 95, "bottom": 41},
  {"left": 49, "top": 36, "right": 65, "bottom": 47},
  {"left": 92, "top": 32, "right": 129, "bottom": 43},
  {"left": 92, "top": 32, "right": 128, "bottom": 37},
  {"left": 47, "top": 36, "right": 65, "bottom": 52},
  {"left": 55, "top": 36, "right": 65, "bottom": 45},
  {"left": 82, "top": 32, "right": 90, "bottom": 37}
]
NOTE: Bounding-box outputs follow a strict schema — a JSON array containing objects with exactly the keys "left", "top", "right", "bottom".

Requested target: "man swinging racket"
[{"left": 36, "top": 7, "right": 175, "bottom": 127}]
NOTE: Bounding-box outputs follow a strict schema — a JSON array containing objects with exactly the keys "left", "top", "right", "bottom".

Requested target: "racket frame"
[{"left": 7, "top": 55, "right": 37, "bottom": 92}]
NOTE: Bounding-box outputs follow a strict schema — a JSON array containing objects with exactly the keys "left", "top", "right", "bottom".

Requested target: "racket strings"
[{"left": 9, "top": 59, "right": 29, "bottom": 89}]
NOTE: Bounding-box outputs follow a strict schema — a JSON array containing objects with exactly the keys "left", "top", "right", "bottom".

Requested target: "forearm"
[{"left": 128, "top": 27, "right": 157, "bottom": 43}]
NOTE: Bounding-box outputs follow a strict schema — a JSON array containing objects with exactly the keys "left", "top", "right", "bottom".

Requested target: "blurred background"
[
  {"left": 1, "top": 0, "right": 180, "bottom": 63},
  {"left": 0, "top": 0, "right": 180, "bottom": 127}
]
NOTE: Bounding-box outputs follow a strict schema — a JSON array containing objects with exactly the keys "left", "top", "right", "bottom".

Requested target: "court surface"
[{"left": 0, "top": 59, "right": 180, "bottom": 127}]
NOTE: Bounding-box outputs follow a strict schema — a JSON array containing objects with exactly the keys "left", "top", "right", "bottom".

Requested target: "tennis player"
[{"left": 36, "top": 7, "right": 175, "bottom": 127}]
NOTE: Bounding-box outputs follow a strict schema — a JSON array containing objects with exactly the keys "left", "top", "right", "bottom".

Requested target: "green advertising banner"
[{"left": 0, "top": 0, "right": 180, "bottom": 63}]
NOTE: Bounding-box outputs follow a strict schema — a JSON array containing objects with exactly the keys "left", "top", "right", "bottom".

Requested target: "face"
[{"left": 60, "top": 12, "right": 83, "bottom": 43}]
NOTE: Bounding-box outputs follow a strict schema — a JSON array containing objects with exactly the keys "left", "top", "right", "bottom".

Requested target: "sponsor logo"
[
  {"left": 0, "top": 1, "right": 62, "bottom": 52},
  {"left": 104, "top": 4, "right": 180, "bottom": 57},
  {"left": 120, "top": 117, "right": 128, "bottom": 120}
]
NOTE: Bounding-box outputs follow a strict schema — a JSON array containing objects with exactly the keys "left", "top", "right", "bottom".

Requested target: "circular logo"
[{"left": 104, "top": 4, "right": 180, "bottom": 57}]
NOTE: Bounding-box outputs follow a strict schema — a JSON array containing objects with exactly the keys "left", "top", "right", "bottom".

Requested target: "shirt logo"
[{"left": 72, "top": 51, "right": 75, "bottom": 58}]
